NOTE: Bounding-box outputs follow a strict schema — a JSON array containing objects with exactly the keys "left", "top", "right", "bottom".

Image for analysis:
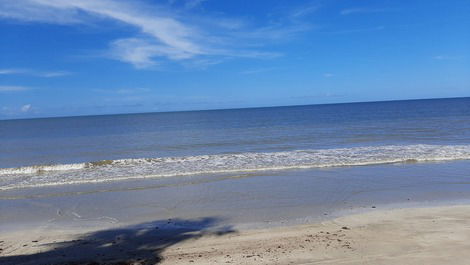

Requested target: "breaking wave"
[{"left": 1, "top": 144, "right": 470, "bottom": 190}]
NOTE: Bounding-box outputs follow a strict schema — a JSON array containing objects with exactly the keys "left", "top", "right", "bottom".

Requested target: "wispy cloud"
[
  {"left": 108, "top": 38, "right": 172, "bottom": 69},
  {"left": 0, "top": 0, "right": 312, "bottom": 69},
  {"left": 340, "top": 8, "right": 386, "bottom": 15},
  {"left": 240, "top": 67, "right": 278, "bottom": 75},
  {"left": 0, "top": 0, "right": 206, "bottom": 65},
  {"left": 235, "top": 24, "right": 313, "bottom": 41},
  {"left": 433, "top": 55, "right": 460, "bottom": 60},
  {"left": 20, "top": 104, "right": 32, "bottom": 112},
  {"left": 289, "top": 3, "right": 320, "bottom": 19},
  {"left": 0, "top": 104, "right": 36, "bottom": 118},
  {"left": 0, "top": 68, "right": 71, "bottom": 77},
  {"left": 94, "top": 87, "right": 152, "bottom": 96},
  {"left": 184, "top": 0, "right": 208, "bottom": 10},
  {"left": 0, "top": 69, "right": 20, "bottom": 75},
  {"left": 36, "top": 71, "right": 70, "bottom": 77},
  {"left": 115, "top": 88, "right": 150, "bottom": 95},
  {"left": 323, "top": 73, "right": 334, "bottom": 78},
  {"left": 0, "top": 85, "right": 31, "bottom": 92},
  {"left": 325, "top": 26, "right": 385, "bottom": 34}
]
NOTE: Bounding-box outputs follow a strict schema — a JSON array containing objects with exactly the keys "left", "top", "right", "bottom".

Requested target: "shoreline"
[
  {"left": 3, "top": 145, "right": 470, "bottom": 191},
  {"left": 1, "top": 203, "right": 470, "bottom": 264},
  {"left": 2, "top": 160, "right": 470, "bottom": 234},
  {"left": 2, "top": 161, "right": 470, "bottom": 264}
]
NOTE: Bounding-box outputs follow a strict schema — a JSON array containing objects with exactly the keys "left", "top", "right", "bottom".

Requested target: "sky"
[{"left": 0, "top": 0, "right": 469, "bottom": 119}]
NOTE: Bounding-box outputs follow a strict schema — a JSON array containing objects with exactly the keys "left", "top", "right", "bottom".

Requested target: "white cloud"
[
  {"left": 323, "top": 73, "right": 334, "bottom": 78},
  {"left": 0, "top": 68, "right": 70, "bottom": 77},
  {"left": 37, "top": 71, "right": 70, "bottom": 77},
  {"left": 0, "top": 0, "right": 211, "bottom": 66},
  {"left": 326, "top": 26, "right": 385, "bottom": 34},
  {"left": 93, "top": 87, "right": 151, "bottom": 96},
  {"left": 116, "top": 88, "right": 150, "bottom": 95},
  {"left": 0, "top": 69, "right": 20, "bottom": 74},
  {"left": 0, "top": 0, "right": 84, "bottom": 23},
  {"left": 289, "top": 4, "right": 320, "bottom": 18},
  {"left": 184, "top": 0, "right": 207, "bottom": 10},
  {"left": 340, "top": 8, "right": 385, "bottom": 15},
  {"left": 236, "top": 24, "right": 313, "bottom": 41},
  {"left": 240, "top": 67, "right": 277, "bottom": 75},
  {"left": 1, "top": 0, "right": 205, "bottom": 65},
  {"left": 109, "top": 38, "right": 197, "bottom": 68},
  {"left": 0, "top": 85, "right": 31, "bottom": 92},
  {"left": 21, "top": 104, "right": 32, "bottom": 112},
  {"left": 0, "top": 0, "right": 311, "bottom": 68},
  {"left": 433, "top": 55, "right": 459, "bottom": 60}
]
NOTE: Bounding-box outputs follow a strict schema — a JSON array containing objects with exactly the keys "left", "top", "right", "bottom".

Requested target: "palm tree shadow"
[{"left": 0, "top": 217, "right": 236, "bottom": 265}]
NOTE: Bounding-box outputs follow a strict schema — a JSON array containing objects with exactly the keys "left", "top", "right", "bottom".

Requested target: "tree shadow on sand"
[{"left": 0, "top": 217, "right": 235, "bottom": 265}]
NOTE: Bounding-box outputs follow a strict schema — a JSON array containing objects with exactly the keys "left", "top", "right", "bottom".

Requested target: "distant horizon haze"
[{"left": 0, "top": 95, "right": 469, "bottom": 121}]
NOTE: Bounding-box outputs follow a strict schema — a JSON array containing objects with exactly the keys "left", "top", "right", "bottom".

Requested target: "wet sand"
[
  {"left": 1, "top": 204, "right": 470, "bottom": 264},
  {"left": 2, "top": 161, "right": 470, "bottom": 233},
  {"left": 1, "top": 161, "right": 470, "bottom": 264}
]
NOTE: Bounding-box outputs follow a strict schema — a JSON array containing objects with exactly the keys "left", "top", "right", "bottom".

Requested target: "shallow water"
[{"left": 1, "top": 160, "right": 470, "bottom": 232}]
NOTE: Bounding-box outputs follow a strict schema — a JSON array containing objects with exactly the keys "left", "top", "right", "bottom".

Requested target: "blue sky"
[{"left": 0, "top": 0, "right": 469, "bottom": 119}]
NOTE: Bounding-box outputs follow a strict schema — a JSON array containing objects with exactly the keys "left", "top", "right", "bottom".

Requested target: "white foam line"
[
  {"left": 3, "top": 144, "right": 469, "bottom": 174},
  {"left": 0, "top": 163, "right": 87, "bottom": 175},
  {"left": 1, "top": 155, "right": 469, "bottom": 191}
]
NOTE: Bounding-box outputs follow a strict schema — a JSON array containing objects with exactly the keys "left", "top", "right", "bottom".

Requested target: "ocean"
[{"left": 1, "top": 97, "right": 470, "bottom": 191}]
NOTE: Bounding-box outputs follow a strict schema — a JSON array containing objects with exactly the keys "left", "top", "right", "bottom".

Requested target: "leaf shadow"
[{"left": 0, "top": 217, "right": 236, "bottom": 265}]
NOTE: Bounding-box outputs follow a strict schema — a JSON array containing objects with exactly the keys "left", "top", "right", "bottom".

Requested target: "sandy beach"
[
  {"left": 2, "top": 0, "right": 469, "bottom": 263},
  {"left": 2, "top": 161, "right": 470, "bottom": 265},
  {"left": 1, "top": 204, "right": 470, "bottom": 264}
]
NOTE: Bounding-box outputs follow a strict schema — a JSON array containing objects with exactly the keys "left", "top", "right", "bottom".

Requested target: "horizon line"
[{"left": 1, "top": 95, "right": 469, "bottom": 122}]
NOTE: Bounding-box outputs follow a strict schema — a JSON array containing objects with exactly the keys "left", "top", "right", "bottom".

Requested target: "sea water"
[{"left": 1, "top": 97, "right": 470, "bottom": 191}]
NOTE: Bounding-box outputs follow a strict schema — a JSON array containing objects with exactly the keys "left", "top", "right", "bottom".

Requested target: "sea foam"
[{"left": 1, "top": 144, "right": 470, "bottom": 190}]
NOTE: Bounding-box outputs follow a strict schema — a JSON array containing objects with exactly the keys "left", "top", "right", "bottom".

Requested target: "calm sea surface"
[{"left": 1, "top": 97, "right": 470, "bottom": 190}]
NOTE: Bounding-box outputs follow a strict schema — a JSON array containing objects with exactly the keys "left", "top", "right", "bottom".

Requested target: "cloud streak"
[
  {"left": 0, "top": 0, "right": 205, "bottom": 61},
  {"left": 340, "top": 8, "right": 386, "bottom": 15},
  {"left": 184, "top": 0, "right": 208, "bottom": 10},
  {"left": 240, "top": 67, "right": 278, "bottom": 75},
  {"left": 0, "top": 68, "right": 70, "bottom": 77},
  {"left": 433, "top": 55, "right": 460, "bottom": 60},
  {"left": 325, "top": 26, "right": 385, "bottom": 34},
  {"left": 0, "top": 85, "right": 31, "bottom": 92},
  {"left": 289, "top": 3, "right": 320, "bottom": 19},
  {"left": 0, "top": 0, "right": 311, "bottom": 68}
]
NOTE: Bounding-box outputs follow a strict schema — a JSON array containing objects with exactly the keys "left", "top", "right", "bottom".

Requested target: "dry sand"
[{"left": 1, "top": 204, "right": 470, "bottom": 264}]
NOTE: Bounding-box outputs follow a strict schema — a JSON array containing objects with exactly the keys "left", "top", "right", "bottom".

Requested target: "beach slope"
[
  {"left": 1, "top": 205, "right": 470, "bottom": 264},
  {"left": 161, "top": 205, "right": 470, "bottom": 265}
]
